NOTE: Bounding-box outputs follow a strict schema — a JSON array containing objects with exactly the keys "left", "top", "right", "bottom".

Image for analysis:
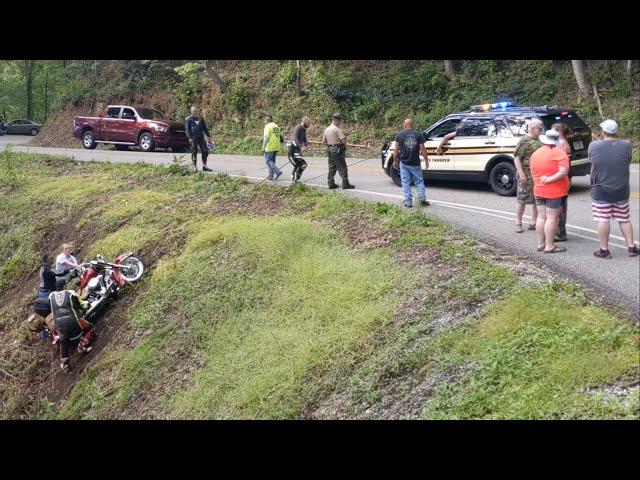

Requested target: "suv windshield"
[{"left": 136, "top": 108, "right": 167, "bottom": 120}]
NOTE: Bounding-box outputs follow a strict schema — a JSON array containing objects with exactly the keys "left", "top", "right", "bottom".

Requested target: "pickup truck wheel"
[
  {"left": 139, "top": 133, "right": 155, "bottom": 152},
  {"left": 114, "top": 144, "right": 129, "bottom": 151},
  {"left": 489, "top": 161, "right": 517, "bottom": 196},
  {"left": 82, "top": 130, "right": 97, "bottom": 150}
]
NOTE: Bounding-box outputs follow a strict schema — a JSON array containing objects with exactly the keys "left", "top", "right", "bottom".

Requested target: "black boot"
[{"left": 342, "top": 181, "right": 355, "bottom": 189}]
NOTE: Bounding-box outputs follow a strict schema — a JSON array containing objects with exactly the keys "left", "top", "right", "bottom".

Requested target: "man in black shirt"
[
  {"left": 393, "top": 119, "right": 429, "bottom": 207},
  {"left": 288, "top": 116, "right": 310, "bottom": 182},
  {"left": 185, "top": 106, "right": 212, "bottom": 172}
]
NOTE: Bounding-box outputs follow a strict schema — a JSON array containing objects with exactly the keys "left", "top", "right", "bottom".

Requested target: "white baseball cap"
[
  {"left": 539, "top": 129, "right": 560, "bottom": 146},
  {"left": 599, "top": 119, "right": 618, "bottom": 135}
]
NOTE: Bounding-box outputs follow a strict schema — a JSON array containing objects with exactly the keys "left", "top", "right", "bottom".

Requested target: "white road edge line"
[{"left": 231, "top": 176, "right": 634, "bottom": 250}]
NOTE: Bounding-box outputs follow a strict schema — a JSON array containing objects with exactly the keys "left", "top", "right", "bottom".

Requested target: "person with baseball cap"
[
  {"left": 530, "top": 129, "right": 570, "bottom": 253},
  {"left": 589, "top": 119, "right": 639, "bottom": 258},
  {"left": 322, "top": 113, "right": 355, "bottom": 189}
]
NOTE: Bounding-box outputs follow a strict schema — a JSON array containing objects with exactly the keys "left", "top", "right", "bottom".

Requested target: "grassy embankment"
[{"left": 0, "top": 149, "right": 637, "bottom": 419}]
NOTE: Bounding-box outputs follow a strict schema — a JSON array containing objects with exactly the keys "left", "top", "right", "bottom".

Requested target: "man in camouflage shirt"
[{"left": 513, "top": 118, "right": 544, "bottom": 233}]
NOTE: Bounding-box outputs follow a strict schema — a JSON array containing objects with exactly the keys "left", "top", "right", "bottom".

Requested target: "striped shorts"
[{"left": 592, "top": 200, "right": 630, "bottom": 223}]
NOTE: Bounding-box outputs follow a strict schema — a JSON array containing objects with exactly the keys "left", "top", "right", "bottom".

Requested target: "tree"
[
  {"left": 202, "top": 60, "right": 227, "bottom": 93},
  {"left": 23, "top": 60, "right": 36, "bottom": 119},
  {"left": 295, "top": 60, "right": 302, "bottom": 96},
  {"left": 443, "top": 60, "right": 454, "bottom": 78},
  {"left": 571, "top": 60, "right": 591, "bottom": 94},
  {"left": 627, "top": 60, "right": 634, "bottom": 76}
]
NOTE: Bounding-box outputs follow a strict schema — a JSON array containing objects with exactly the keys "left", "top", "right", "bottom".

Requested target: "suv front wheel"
[{"left": 489, "top": 161, "right": 517, "bottom": 196}]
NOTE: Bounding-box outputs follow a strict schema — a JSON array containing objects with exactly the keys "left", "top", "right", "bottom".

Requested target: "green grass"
[
  {"left": 1, "top": 151, "right": 638, "bottom": 420},
  {"left": 422, "top": 287, "right": 639, "bottom": 419}
]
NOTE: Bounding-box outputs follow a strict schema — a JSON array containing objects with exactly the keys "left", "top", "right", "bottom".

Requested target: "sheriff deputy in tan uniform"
[{"left": 321, "top": 113, "right": 355, "bottom": 189}]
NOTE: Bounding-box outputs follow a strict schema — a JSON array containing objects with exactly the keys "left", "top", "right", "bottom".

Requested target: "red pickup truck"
[{"left": 73, "top": 105, "right": 190, "bottom": 152}]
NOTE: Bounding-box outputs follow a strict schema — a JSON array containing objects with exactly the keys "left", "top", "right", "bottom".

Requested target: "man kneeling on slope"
[{"left": 49, "top": 283, "right": 95, "bottom": 372}]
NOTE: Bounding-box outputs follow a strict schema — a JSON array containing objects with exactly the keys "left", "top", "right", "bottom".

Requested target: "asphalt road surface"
[{"left": 6, "top": 136, "right": 639, "bottom": 318}]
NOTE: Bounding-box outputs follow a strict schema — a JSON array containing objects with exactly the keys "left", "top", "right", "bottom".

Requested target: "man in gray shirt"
[{"left": 589, "top": 119, "right": 638, "bottom": 258}]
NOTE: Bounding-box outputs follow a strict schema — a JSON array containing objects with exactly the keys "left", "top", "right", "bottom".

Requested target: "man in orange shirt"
[{"left": 530, "top": 130, "right": 570, "bottom": 254}]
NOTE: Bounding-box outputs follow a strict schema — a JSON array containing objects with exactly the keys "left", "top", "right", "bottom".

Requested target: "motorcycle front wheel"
[{"left": 119, "top": 256, "right": 144, "bottom": 282}]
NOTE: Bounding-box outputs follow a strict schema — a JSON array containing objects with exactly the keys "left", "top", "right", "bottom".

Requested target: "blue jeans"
[
  {"left": 265, "top": 151, "right": 281, "bottom": 177},
  {"left": 399, "top": 162, "right": 426, "bottom": 205}
]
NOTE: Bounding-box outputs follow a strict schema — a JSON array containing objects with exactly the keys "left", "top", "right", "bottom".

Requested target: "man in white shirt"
[{"left": 55, "top": 243, "right": 78, "bottom": 287}]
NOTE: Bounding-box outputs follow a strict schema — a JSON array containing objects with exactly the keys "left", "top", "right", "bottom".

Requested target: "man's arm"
[
  {"left": 321, "top": 130, "right": 328, "bottom": 146},
  {"left": 339, "top": 129, "right": 347, "bottom": 146},
  {"left": 541, "top": 166, "right": 569, "bottom": 184},
  {"left": 202, "top": 118, "right": 211, "bottom": 140},
  {"left": 419, "top": 143, "right": 429, "bottom": 169},
  {"left": 436, "top": 131, "right": 457, "bottom": 155},
  {"left": 392, "top": 136, "right": 399, "bottom": 168},
  {"left": 185, "top": 118, "right": 193, "bottom": 144}
]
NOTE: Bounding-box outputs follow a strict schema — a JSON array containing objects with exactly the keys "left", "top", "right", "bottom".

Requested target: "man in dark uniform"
[
  {"left": 185, "top": 106, "right": 212, "bottom": 172},
  {"left": 288, "top": 116, "right": 310, "bottom": 182},
  {"left": 322, "top": 113, "right": 354, "bottom": 189},
  {"left": 49, "top": 284, "right": 94, "bottom": 372}
]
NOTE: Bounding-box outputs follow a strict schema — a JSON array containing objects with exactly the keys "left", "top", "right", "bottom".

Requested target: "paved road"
[{"left": 7, "top": 137, "right": 640, "bottom": 317}]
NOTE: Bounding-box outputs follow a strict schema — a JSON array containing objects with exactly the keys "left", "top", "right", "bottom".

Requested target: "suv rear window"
[{"left": 541, "top": 112, "right": 589, "bottom": 132}]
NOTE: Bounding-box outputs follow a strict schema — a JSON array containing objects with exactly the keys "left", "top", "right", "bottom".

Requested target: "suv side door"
[
  {"left": 452, "top": 117, "right": 500, "bottom": 172},
  {"left": 423, "top": 117, "right": 460, "bottom": 173}
]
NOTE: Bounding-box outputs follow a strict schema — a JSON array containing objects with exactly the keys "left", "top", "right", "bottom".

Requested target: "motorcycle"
[{"left": 76, "top": 252, "right": 145, "bottom": 321}]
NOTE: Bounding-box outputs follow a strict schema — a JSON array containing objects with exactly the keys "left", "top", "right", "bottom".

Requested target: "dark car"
[{"left": 5, "top": 119, "right": 42, "bottom": 135}]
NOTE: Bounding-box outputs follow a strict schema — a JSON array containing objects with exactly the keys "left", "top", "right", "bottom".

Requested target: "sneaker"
[
  {"left": 342, "top": 183, "right": 355, "bottom": 189},
  {"left": 419, "top": 200, "right": 430, "bottom": 207},
  {"left": 594, "top": 249, "right": 612, "bottom": 259},
  {"left": 403, "top": 201, "right": 413, "bottom": 208},
  {"left": 273, "top": 171, "right": 283, "bottom": 182},
  {"left": 328, "top": 184, "right": 339, "bottom": 189},
  {"left": 191, "top": 164, "right": 198, "bottom": 172},
  {"left": 60, "top": 361, "right": 70, "bottom": 373},
  {"left": 267, "top": 174, "right": 274, "bottom": 181},
  {"left": 628, "top": 246, "right": 639, "bottom": 257},
  {"left": 514, "top": 224, "right": 524, "bottom": 233},
  {"left": 202, "top": 166, "right": 212, "bottom": 172},
  {"left": 77, "top": 344, "right": 93, "bottom": 354}
]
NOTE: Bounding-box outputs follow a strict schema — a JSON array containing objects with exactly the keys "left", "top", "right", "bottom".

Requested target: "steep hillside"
[{"left": 1, "top": 150, "right": 637, "bottom": 419}]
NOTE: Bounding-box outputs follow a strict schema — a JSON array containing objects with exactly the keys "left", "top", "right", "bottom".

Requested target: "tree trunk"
[
  {"left": 571, "top": 60, "right": 591, "bottom": 94},
  {"left": 24, "top": 60, "right": 34, "bottom": 120},
  {"left": 443, "top": 60, "right": 454, "bottom": 78},
  {"left": 44, "top": 69, "right": 49, "bottom": 122},
  {"left": 592, "top": 84, "right": 605, "bottom": 121},
  {"left": 295, "top": 60, "right": 302, "bottom": 96},
  {"left": 627, "top": 60, "right": 633, "bottom": 75},
  {"left": 203, "top": 60, "right": 227, "bottom": 93}
]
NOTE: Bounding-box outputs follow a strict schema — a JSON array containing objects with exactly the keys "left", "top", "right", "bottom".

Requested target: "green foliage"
[
  {"left": 225, "top": 79, "right": 251, "bottom": 115},
  {"left": 278, "top": 62, "right": 298, "bottom": 87}
]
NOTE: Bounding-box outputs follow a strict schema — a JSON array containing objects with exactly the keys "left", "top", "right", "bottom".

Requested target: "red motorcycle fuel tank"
[{"left": 79, "top": 267, "right": 98, "bottom": 289}]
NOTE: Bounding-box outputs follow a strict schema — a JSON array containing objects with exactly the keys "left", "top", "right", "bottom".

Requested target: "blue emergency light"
[{"left": 471, "top": 101, "right": 513, "bottom": 111}]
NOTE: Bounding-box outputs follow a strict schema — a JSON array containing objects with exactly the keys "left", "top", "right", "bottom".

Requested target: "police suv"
[{"left": 381, "top": 103, "right": 592, "bottom": 196}]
